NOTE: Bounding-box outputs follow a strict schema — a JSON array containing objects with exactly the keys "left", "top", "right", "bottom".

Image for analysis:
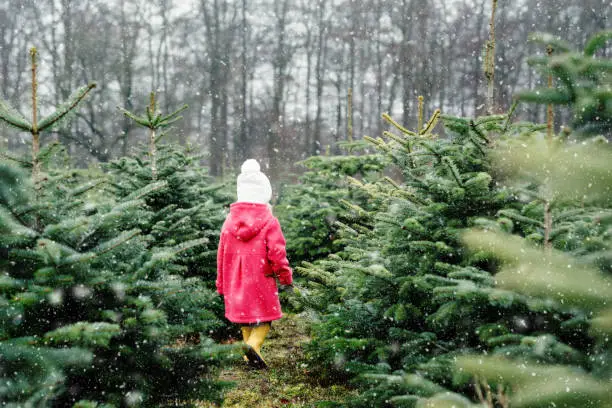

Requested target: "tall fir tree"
[
  {"left": 339, "top": 31, "right": 612, "bottom": 408},
  {"left": 441, "top": 31, "right": 612, "bottom": 408}
]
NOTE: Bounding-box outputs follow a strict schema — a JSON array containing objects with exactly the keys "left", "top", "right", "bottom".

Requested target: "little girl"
[{"left": 216, "top": 159, "right": 293, "bottom": 368}]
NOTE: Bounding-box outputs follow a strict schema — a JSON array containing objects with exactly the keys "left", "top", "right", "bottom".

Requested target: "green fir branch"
[
  {"left": 474, "top": 114, "right": 506, "bottom": 126},
  {"left": 37, "top": 83, "right": 96, "bottom": 132},
  {"left": 118, "top": 107, "right": 151, "bottom": 128},
  {"left": 419, "top": 109, "right": 441, "bottom": 135},
  {"left": 157, "top": 115, "right": 184, "bottom": 128},
  {"left": 442, "top": 156, "right": 463, "bottom": 187},
  {"left": 466, "top": 133, "right": 487, "bottom": 155},
  {"left": 583, "top": 30, "right": 612, "bottom": 57},
  {"left": 383, "top": 130, "right": 412, "bottom": 151},
  {"left": 469, "top": 120, "right": 491, "bottom": 144},
  {"left": 111, "top": 199, "right": 146, "bottom": 213},
  {"left": 89, "top": 229, "right": 140, "bottom": 259},
  {"left": 0, "top": 99, "right": 32, "bottom": 131},
  {"left": 36, "top": 141, "right": 65, "bottom": 165},
  {"left": 382, "top": 112, "right": 417, "bottom": 136},
  {"left": 528, "top": 32, "right": 572, "bottom": 53},
  {"left": 363, "top": 135, "right": 392, "bottom": 153},
  {"left": 67, "top": 179, "right": 107, "bottom": 198},
  {"left": 415, "top": 140, "right": 443, "bottom": 161},
  {"left": 44, "top": 322, "right": 121, "bottom": 348},
  {"left": 497, "top": 209, "right": 544, "bottom": 227},
  {"left": 0, "top": 150, "right": 32, "bottom": 167},
  {"left": 159, "top": 104, "right": 189, "bottom": 125},
  {"left": 516, "top": 88, "right": 572, "bottom": 105},
  {"left": 503, "top": 100, "right": 520, "bottom": 132},
  {"left": 339, "top": 199, "right": 368, "bottom": 217},
  {"left": 123, "top": 180, "right": 168, "bottom": 201}
]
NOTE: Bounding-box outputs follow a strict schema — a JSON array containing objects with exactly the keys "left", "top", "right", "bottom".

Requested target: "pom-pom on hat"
[{"left": 236, "top": 159, "right": 272, "bottom": 204}]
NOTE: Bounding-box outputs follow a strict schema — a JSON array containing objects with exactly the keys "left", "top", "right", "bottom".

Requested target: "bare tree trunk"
[
  {"left": 235, "top": 0, "right": 249, "bottom": 166},
  {"left": 30, "top": 48, "right": 40, "bottom": 186},
  {"left": 485, "top": 0, "right": 498, "bottom": 115},
  {"left": 387, "top": 45, "right": 400, "bottom": 115},
  {"left": 201, "top": 0, "right": 234, "bottom": 177},
  {"left": 119, "top": 0, "right": 136, "bottom": 156},
  {"left": 473, "top": 0, "right": 488, "bottom": 115},
  {"left": 416, "top": 5, "right": 430, "bottom": 120},
  {"left": 374, "top": 0, "right": 383, "bottom": 137},
  {"left": 313, "top": 0, "right": 328, "bottom": 156},
  {"left": 347, "top": 87, "right": 353, "bottom": 143},
  {"left": 460, "top": 58, "right": 467, "bottom": 117},
  {"left": 61, "top": 0, "right": 74, "bottom": 100},
  {"left": 269, "top": 0, "right": 291, "bottom": 176},
  {"left": 400, "top": 0, "right": 415, "bottom": 127},
  {"left": 304, "top": 22, "right": 313, "bottom": 157},
  {"left": 357, "top": 44, "right": 366, "bottom": 139},
  {"left": 334, "top": 77, "right": 342, "bottom": 155}
]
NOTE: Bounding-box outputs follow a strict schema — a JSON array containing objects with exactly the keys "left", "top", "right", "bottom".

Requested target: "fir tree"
[
  {"left": 295, "top": 95, "right": 594, "bottom": 407},
  {"left": 0, "top": 157, "right": 232, "bottom": 407},
  {"left": 109, "top": 94, "right": 234, "bottom": 338},
  {"left": 445, "top": 33, "right": 612, "bottom": 406},
  {"left": 275, "top": 151, "right": 386, "bottom": 264},
  {"left": 515, "top": 30, "right": 612, "bottom": 137},
  {"left": 368, "top": 31, "right": 612, "bottom": 408}
]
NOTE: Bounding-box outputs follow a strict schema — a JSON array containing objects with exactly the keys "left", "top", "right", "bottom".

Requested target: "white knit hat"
[{"left": 236, "top": 159, "right": 272, "bottom": 204}]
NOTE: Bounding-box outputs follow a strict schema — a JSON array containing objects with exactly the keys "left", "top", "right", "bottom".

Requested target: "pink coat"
[{"left": 216, "top": 202, "right": 293, "bottom": 323}]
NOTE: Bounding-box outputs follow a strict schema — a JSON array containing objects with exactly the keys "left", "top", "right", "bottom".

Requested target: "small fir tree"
[
  {"left": 275, "top": 151, "right": 386, "bottom": 264},
  {"left": 118, "top": 92, "right": 188, "bottom": 180},
  {"left": 109, "top": 94, "right": 234, "bottom": 338}
]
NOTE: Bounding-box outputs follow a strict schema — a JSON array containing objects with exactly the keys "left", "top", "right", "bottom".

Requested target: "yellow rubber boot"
[
  {"left": 241, "top": 326, "right": 252, "bottom": 342},
  {"left": 245, "top": 323, "right": 270, "bottom": 368},
  {"left": 241, "top": 326, "right": 253, "bottom": 363}
]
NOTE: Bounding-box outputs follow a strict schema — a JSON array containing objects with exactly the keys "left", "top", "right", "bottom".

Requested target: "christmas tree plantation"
[{"left": 291, "top": 31, "right": 612, "bottom": 407}]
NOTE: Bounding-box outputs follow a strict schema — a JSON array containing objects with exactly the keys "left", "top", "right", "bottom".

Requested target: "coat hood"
[{"left": 226, "top": 202, "right": 273, "bottom": 241}]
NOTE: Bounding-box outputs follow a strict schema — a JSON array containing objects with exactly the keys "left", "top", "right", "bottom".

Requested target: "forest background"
[{"left": 2, "top": 0, "right": 610, "bottom": 178}]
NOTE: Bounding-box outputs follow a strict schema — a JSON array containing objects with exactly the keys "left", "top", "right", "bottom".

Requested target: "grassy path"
[{"left": 208, "top": 314, "right": 355, "bottom": 408}]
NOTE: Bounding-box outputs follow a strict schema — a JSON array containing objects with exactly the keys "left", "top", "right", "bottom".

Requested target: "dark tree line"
[{"left": 0, "top": 0, "right": 609, "bottom": 176}]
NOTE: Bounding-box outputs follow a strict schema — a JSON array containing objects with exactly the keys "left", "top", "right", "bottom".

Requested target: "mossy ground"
[{"left": 199, "top": 313, "right": 356, "bottom": 407}]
